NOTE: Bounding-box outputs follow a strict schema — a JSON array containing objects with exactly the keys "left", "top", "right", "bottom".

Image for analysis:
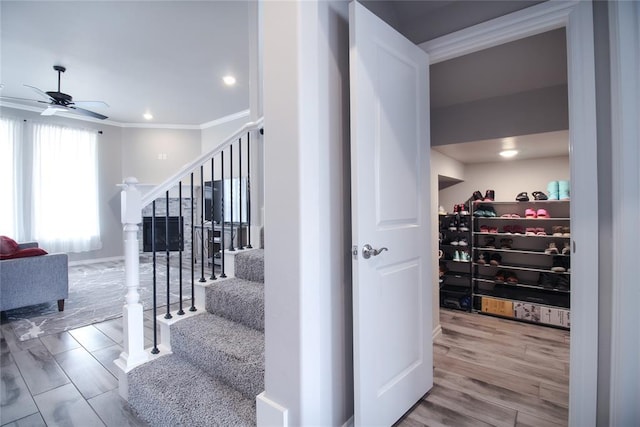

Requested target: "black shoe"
[
  {"left": 516, "top": 192, "right": 529, "bottom": 201},
  {"left": 538, "top": 272, "right": 556, "bottom": 289},
  {"left": 555, "top": 275, "right": 570, "bottom": 290},
  {"left": 551, "top": 256, "right": 566, "bottom": 272},
  {"left": 472, "top": 190, "right": 483, "bottom": 201},
  {"left": 532, "top": 191, "right": 548, "bottom": 200}
]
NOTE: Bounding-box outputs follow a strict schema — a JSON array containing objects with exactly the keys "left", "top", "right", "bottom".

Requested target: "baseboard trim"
[
  {"left": 68, "top": 255, "right": 124, "bottom": 266},
  {"left": 432, "top": 324, "right": 443, "bottom": 341},
  {"left": 257, "top": 392, "right": 288, "bottom": 427}
]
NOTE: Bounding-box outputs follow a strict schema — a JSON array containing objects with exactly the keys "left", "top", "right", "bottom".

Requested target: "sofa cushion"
[
  {"left": 0, "top": 236, "right": 19, "bottom": 256},
  {"left": 0, "top": 247, "right": 48, "bottom": 260}
]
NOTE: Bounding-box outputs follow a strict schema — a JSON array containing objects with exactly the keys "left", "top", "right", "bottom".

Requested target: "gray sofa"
[{"left": 0, "top": 242, "right": 69, "bottom": 312}]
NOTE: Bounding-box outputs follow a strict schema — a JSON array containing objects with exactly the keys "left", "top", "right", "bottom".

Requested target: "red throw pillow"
[
  {"left": 0, "top": 236, "right": 19, "bottom": 256},
  {"left": 0, "top": 247, "right": 48, "bottom": 260}
]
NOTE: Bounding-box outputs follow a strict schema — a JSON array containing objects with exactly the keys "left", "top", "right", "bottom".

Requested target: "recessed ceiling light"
[
  {"left": 223, "top": 75, "right": 236, "bottom": 86},
  {"left": 143, "top": 112, "right": 153, "bottom": 120},
  {"left": 499, "top": 150, "right": 519, "bottom": 158}
]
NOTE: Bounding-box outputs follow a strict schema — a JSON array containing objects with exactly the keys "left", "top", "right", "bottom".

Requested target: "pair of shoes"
[
  {"left": 494, "top": 269, "right": 517, "bottom": 283},
  {"left": 479, "top": 225, "right": 498, "bottom": 233},
  {"left": 516, "top": 191, "right": 548, "bottom": 201},
  {"left": 500, "top": 238, "right": 513, "bottom": 249},
  {"left": 454, "top": 250, "right": 471, "bottom": 262},
  {"left": 545, "top": 242, "right": 559, "bottom": 254},
  {"left": 476, "top": 252, "right": 489, "bottom": 264},
  {"left": 501, "top": 213, "right": 521, "bottom": 218},
  {"left": 451, "top": 238, "right": 468, "bottom": 247},
  {"left": 474, "top": 204, "right": 497, "bottom": 217},
  {"left": 471, "top": 190, "right": 484, "bottom": 201},
  {"left": 539, "top": 272, "right": 570, "bottom": 290},
  {"left": 503, "top": 224, "right": 525, "bottom": 234},
  {"left": 551, "top": 225, "right": 571, "bottom": 236},
  {"left": 489, "top": 253, "right": 502, "bottom": 266},
  {"left": 548, "top": 181, "right": 570, "bottom": 200},
  {"left": 525, "top": 208, "right": 549, "bottom": 218},
  {"left": 483, "top": 236, "right": 496, "bottom": 248},
  {"left": 452, "top": 204, "right": 469, "bottom": 215},
  {"left": 551, "top": 256, "right": 570, "bottom": 272},
  {"left": 458, "top": 219, "right": 469, "bottom": 232}
]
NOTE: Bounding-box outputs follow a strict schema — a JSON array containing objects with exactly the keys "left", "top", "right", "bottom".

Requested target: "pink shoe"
[
  {"left": 536, "top": 208, "right": 549, "bottom": 218},
  {"left": 525, "top": 208, "right": 537, "bottom": 218}
]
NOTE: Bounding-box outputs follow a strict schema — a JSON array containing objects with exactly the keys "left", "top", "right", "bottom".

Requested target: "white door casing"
[{"left": 349, "top": 2, "right": 432, "bottom": 426}]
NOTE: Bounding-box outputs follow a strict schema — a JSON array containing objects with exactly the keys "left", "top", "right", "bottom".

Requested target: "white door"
[{"left": 349, "top": 2, "right": 432, "bottom": 426}]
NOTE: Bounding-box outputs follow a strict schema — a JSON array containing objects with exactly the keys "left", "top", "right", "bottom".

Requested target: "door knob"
[{"left": 362, "top": 244, "right": 388, "bottom": 259}]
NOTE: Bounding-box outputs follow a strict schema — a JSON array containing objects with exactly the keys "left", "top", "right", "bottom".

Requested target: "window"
[
  {"left": 0, "top": 119, "right": 102, "bottom": 253},
  {"left": 0, "top": 117, "right": 22, "bottom": 238}
]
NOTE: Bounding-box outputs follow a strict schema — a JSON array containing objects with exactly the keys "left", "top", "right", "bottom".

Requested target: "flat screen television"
[{"left": 204, "top": 178, "right": 248, "bottom": 223}]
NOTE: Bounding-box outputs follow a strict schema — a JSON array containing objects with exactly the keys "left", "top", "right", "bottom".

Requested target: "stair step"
[
  {"left": 170, "top": 312, "right": 264, "bottom": 399},
  {"left": 128, "top": 354, "right": 255, "bottom": 426},
  {"left": 234, "top": 249, "right": 264, "bottom": 283},
  {"left": 206, "top": 278, "right": 264, "bottom": 331}
]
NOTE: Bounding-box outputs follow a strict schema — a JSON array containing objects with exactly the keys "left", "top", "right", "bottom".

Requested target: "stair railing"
[{"left": 116, "top": 118, "right": 263, "bottom": 385}]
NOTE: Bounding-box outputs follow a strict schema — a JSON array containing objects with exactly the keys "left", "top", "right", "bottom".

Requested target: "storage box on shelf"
[
  {"left": 471, "top": 200, "right": 571, "bottom": 329},
  {"left": 438, "top": 205, "right": 473, "bottom": 312}
]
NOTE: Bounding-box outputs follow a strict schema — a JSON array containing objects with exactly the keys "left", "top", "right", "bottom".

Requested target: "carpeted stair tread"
[
  {"left": 128, "top": 353, "right": 255, "bottom": 427},
  {"left": 206, "top": 277, "right": 264, "bottom": 331},
  {"left": 171, "top": 312, "right": 264, "bottom": 399},
  {"left": 234, "top": 249, "right": 264, "bottom": 283}
]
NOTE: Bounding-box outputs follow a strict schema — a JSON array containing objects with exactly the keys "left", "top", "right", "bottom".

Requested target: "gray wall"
[
  {"left": 121, "top": 127, "right": 201, "bottom": 184},
  {"left": 431, "top": 85, "right": 569, "bottom": 146}
]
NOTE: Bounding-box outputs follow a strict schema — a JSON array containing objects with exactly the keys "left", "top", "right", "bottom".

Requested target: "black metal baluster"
[
  {"left": 165, "top": 193, "right": 172, "bottom": 320},
  {"left": 177, "top": 182, "right": 185, "bottom": 316},
  {"left": 210, "top": 157, "right": 217, "bottom": 280},
  {"left": 199, "top": 165, "right": 206, "bottom": 282},
  {"left": 238, "top": 137, "right": 244, "bottom": 250},
  {"left": 229, "top": 142, "right": 235, "bottom": 252},
  {"left": 151, "top": 201, "right": 159, "bottom": 354},
  {"left": 220, "top": 151, "right": 227, "bottom": 278},
  {"left": 246, "top": 131, "right": 252, "bottom": 249},
  {"left": 189, "top": 173, "right": 197, "bottom": 312}
]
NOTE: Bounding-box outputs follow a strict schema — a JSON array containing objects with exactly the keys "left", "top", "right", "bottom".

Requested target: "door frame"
[{"left": 420, "top": 1, "right": 598, "bottom": 426}]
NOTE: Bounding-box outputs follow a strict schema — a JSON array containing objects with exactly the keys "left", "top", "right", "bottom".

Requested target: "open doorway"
[{"left": 403, "top": 27, "right": 574, "bottom": 426}]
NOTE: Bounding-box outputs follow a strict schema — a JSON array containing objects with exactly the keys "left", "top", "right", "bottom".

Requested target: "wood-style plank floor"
[{"left": 395, "top": 309, "right": 570, "bottom": 427}]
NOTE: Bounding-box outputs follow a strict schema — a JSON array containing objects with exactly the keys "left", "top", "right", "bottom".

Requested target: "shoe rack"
[
  {"left": 438, "top": 203, "right": 473, "bottom": 312},
  {"left": 471, "top": 200, "right": 571, "bottom": 329}
]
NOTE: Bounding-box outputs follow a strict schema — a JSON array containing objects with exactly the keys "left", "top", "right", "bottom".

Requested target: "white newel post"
[{"left": 115, "top": 177, "right": 149, "bottom": 400}]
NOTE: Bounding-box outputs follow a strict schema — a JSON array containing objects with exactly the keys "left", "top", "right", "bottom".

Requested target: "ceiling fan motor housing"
[{"left": 46, "top": 91, "right": 72, "bottom": 104}]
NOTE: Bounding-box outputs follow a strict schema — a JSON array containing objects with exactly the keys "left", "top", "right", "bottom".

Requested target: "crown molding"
[{"left": 199, "top": 109, "right": 250, "bottom": 129}]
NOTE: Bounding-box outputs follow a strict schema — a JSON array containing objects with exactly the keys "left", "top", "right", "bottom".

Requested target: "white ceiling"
[{"left": 0, "top": 1, "right": 250, "bottom": 126}]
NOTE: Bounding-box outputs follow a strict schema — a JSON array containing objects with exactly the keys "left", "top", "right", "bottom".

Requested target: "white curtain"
[
  {"left": 0, "top": 117, "right": 23, "bottom": 239},
  {"left": 31, "top": 123, "right": 102, "bottom": 252}
]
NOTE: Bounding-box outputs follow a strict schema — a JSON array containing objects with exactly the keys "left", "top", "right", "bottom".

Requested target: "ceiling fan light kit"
[{"left": 0, "top": 65, "right": 109, "bottom": 120}]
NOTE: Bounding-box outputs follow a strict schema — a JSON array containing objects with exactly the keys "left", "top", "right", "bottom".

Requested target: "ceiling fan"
[{"left": 0, "top": 65, "right": 109, "bottom": 120}]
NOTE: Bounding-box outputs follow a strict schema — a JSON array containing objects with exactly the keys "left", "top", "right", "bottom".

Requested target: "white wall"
[
  {"left": 439, "top": 155, "right": 570, "bottom": 213},
  {"left": 121, "top": 127, "right": 201, "bottom": 184},
  {"left": 430, "top": 150, "right": 465, "bottom": 332},
  {"left": 260, "top": 1, "right": 352, "bottom": 425}
]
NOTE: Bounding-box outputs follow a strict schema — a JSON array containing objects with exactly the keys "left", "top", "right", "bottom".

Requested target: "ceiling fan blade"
[
  {"left": 0, "top": 95, "right": 50, "bottom": 104},
  {"left": 72, "top": 100, "right": 110, "bottom": 109},
  {"left": 69, "top": 105, "right": 108, "bottom": 120},
  {"left": 24, "top": 84, "right": 54, "bottom": 101}
]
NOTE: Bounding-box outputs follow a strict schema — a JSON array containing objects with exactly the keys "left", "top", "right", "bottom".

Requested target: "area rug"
[{"left": 2, "top": 260, "right": 186, "bottom": 341}]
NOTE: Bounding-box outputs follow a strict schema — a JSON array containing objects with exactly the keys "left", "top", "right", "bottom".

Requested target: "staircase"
[{"left": 127, "top": 249, "right": 265, "bottom": 426}]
